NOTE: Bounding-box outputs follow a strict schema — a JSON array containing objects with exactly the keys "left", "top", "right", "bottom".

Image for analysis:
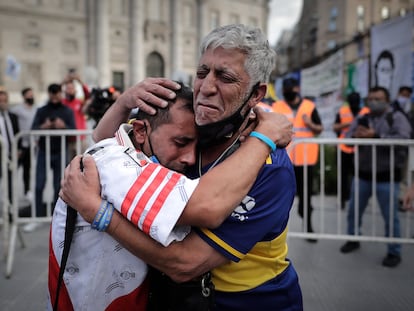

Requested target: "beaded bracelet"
[
  {"left": 91, "top": 200, "right": 115, "bottom": 232},
  {"left": 249, "top": 131, "right": 277, "bottom": 152}
]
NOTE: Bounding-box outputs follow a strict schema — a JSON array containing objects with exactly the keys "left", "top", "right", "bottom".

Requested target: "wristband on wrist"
[
  {"left": 249, "top": 131, "right": 276, "bottom": 152},
  {"left": 91, "top": 200, "right": 115, "bottom": 232}
]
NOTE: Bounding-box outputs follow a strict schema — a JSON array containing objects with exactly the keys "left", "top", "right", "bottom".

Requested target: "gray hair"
[{"left": 200, "top": 24, "right": 276, "bottom": 88}]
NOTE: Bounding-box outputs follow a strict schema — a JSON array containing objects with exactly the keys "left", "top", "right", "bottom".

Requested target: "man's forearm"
[
  {"left": 180, "top": 135, "right": 271, "bottom": 227},
  {"left": 107, "top": 211, "right": 225, "bottom": 282}
]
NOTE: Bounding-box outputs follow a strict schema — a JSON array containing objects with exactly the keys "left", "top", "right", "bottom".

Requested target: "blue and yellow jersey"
[{"left": 194, "top": 148, "right": 303, "bottom": 310}]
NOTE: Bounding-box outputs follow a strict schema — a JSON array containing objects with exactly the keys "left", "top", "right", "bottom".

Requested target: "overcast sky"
[{"left": 267, "top": 0, "right": 303, "bottom": 46}]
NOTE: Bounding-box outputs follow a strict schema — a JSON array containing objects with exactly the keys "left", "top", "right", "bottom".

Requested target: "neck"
[
  {"left": 199, "top": 115, "right": 250, "bottom": 166},
  {"left": 200, "top": 134, "right": 240, "bottom": 166}
]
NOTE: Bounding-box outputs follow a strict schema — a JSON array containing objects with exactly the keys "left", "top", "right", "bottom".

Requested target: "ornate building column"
[
  {"left": 129, "top": 0, "right": 144, "bottom": 85},
  {"left": 96, "top": 0, "right": 111, "bottom": 86}
]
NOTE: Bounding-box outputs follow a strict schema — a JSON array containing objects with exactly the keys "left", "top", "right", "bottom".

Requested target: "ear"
[
  {"left": 131, "top": 119, "right": 147, "bottom": 145},
  {"left": 250, "top": 83, "right": 267, "bottom": 107}
]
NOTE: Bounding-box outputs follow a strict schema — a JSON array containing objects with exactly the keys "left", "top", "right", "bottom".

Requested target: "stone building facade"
[{"left": 0, "top": 0, "right": 269, "bottom": 102}]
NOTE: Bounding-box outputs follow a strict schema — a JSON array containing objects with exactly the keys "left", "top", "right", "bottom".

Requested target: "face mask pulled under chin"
[
  {"left": 197, "top": 82, "right": 259, "bottom": 148},
  {"left": 196, "top": 109, "right": 247, "bottom": 148}
]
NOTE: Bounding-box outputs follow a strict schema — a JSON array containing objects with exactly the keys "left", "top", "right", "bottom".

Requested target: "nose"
[
  {"left": 198, "top": 73, "right": 217, "bottom": 96},
  {"left": 180, "top": 143, "right": 197, "bottom": 167}
]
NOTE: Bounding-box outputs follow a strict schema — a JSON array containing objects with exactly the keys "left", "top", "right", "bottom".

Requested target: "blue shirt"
[{"left": 191, "top": 147, "right": 303, "bottom": 311}]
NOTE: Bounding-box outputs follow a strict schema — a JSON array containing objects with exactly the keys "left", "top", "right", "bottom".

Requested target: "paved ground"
[{"left": 1, "top": 201, "right": 414, "bottom": 311}]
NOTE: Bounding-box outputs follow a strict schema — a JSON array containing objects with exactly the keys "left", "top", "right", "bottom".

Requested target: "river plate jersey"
[
  {"left": 193, "top": 147, "right": 303, "bottom": 310},
  {"left": 48, "top": 124, "right": 199, "bottom": 311}
]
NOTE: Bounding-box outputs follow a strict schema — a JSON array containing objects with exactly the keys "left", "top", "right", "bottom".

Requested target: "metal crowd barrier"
[
  {"left": 2, "top": 134, "right": 414, "bottom": 278},
  {"left": 287, "top": 137, "right": 414, "bottom": 244},
  {"left": 3, "top": 129, "right": 93, "bottom": 278}
]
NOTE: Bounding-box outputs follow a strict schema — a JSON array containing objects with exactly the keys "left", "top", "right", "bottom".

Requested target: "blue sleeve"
[{"left": 195, "top": 148, "right": 296, "bottom": 261}]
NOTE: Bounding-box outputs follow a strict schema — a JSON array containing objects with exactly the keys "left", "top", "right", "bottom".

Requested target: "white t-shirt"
[{"left": 48, "top": 124, "right": 199, "bottom": 311}]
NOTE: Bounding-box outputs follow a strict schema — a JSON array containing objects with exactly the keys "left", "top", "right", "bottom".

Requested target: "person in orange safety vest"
[
  {"left": 272, "top": 78, "right": 323, "bottom": 242},
  {"left": 333, "top": 92, "right": 370, "bottom": 210}
]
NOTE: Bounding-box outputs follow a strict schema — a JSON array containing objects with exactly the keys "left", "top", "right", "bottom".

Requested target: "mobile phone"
[{"left": 357, "top": 117, "right": 369, "bottom": 127}]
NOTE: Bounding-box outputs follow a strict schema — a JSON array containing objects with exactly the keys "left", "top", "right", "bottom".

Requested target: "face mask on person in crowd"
[
  {"left": 66, "top": 94, "right": 75, "bottom": 101},
  {"left": 283, "top": 90, "right": 297, "bottom": 102},
  {"left": 25, "top": 98, "right": 34, "bottom": 105},
  {"left": 367, "top": 100, "right": 388, "bottom": 114},
  {"left": 397, "top": 96, "right": 411, "bottom": 113},
  {"left": 197, "top": 82, "right": 260, "bottom": 148}
]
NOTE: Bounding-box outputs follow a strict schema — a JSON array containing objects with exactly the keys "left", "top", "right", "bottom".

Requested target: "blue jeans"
[
  {"left": 347, "top": 177, "right": 401, "bottom": 256},
  {"left": 35, "top": 150, "right": 66, "bottom": 217}
]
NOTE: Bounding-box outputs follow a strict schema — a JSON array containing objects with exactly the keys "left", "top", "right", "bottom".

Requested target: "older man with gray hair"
[{"left": 62, "top": 24, "right": 302, "bottom": 311}]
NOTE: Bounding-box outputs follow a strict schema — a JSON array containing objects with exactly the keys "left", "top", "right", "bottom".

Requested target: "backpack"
[{"left": 389, "top": 105, "right": 414, "bottom": 139}]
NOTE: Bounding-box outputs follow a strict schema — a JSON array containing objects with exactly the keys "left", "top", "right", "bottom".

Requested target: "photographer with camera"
[
  {"left": 84, "top": 87, "right": 117, "bottom": 128},
  {"left": 23, "top": 83, "right": 75, "bottom": 232}
]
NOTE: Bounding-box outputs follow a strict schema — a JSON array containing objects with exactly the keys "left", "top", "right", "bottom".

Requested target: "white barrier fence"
[
  {"left": 287, "top": 138, "right": 414, "bottom": 244},
  {"left": 1, "top": 134, "right": 414, "bottom": 278},
  {"left": 1, "top": 129, "right": 93, "bottom": 278}
]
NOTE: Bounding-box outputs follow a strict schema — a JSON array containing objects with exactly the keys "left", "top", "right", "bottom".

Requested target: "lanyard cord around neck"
[{"left": 197, "top": 134, "right": 241, "bottom": 177}]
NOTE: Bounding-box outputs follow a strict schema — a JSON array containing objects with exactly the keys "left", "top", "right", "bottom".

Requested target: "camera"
[{"left": 86, "top": 87, "right": 116, "bottom": 126}]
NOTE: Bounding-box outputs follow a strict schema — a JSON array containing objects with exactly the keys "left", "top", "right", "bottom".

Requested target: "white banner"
[
  {"left": 300, "top": 50, "right": 344, "bottom": 98},
  {"left": 355, "top": 58, "right": 369, "bottom": 99},
  {"left": 371, "top": 12, "right": 413, "bottom": 99}
]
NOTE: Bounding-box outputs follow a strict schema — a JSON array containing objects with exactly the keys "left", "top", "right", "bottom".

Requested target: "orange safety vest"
[
  {"left": 272, "top": 99, "right": 319, "bottom": 166},
  {"left": 337, "top": 105, "right": 370, "bottom": 153}
]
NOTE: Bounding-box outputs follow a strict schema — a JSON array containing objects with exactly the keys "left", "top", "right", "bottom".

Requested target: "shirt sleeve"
[
  {"left": 311, "top": 108, "right": 322, "bottom": 125},
  {"left": 93, "top": 143, "right": 199, "bottom": 246}
]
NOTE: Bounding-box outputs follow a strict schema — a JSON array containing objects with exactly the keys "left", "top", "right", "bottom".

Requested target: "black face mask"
[
  {"left": 66, "top": 94, "right": 75, "bottom": 101},
  {"left": 197, "top": 82, "right": 260, "bottom": 148},
  {"left": 283, "top": 90, "right": 297, "bottom": 102},
  {"left": 25, "top": 98, "right": 34, "bottom": 105}
]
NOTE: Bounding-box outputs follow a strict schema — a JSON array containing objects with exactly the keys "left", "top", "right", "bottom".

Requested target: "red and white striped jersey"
[{"left": 48, "top": 124, "right": 199, "bottom": 311}]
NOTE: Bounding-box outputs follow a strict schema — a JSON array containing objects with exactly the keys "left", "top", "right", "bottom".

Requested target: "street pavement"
[{"left": 1, "top": 200, "right": 414, "bottom": 311}]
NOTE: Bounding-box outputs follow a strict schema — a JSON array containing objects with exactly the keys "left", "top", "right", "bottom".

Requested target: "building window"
[
  {"left": 357, "top": 5, "right": 365, "bottom": 32},
  {"left": 327, "top": 40, "right": 336, "bottom": 50},
  {"left": 112, "top": 71, "right": 125, "bottom": 91},
  {"left": 146, "top": 52, "right": 164, "bottom": 77},
  {"left": 24, "top": 34, "right": 41, "bottom": 50},
  {"left": 210, "top": 10, "right": 219, "bottom": 30},
  {"left": 381, "top": 6, "right": 390, "bottom": 20},
  {"left": 328, "top": 7, "right": 338, "bottom": 32}
]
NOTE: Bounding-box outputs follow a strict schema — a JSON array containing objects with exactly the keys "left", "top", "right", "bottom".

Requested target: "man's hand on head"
[
  {"left": 59, "top": 154, "right": 102, "bottom": 223},
  {"left": 116, "top": 78, "right": 182, "bottom": 115}
]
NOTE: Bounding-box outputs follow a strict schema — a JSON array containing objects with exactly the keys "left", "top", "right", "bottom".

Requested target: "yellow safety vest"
[{"left": 272, "top": 99, "right": 319, "bottom": 166}]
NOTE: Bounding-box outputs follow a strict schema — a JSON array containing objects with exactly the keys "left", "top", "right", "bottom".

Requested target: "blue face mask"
[{"left": 150, "top": 155, "right": 159, "bottom": 163}]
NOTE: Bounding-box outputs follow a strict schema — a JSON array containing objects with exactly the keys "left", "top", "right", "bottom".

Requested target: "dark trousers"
[
  {"left": 35, "top": 150, "right": 66, "bottom": 217},
  {"left": 0, "top": 153, "right": 12, "bottom": 204},
  {"left": 339, "top": 151, "right": 354, "bottom": 203},
  {"left": 19, "top": 147, "right": 31, "bottom": 194},
  {"left": 294, "top": 165, "right": 314, "bottom": 232}
]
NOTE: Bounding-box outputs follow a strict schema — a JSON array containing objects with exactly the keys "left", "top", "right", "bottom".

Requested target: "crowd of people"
[
  {"left": 0, "top": 70, "right": 119, "bottom": 232},
  {"left": 0, "top": 22, "right": 413, "bottom": 310}
]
